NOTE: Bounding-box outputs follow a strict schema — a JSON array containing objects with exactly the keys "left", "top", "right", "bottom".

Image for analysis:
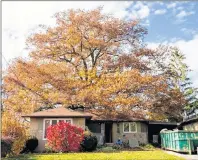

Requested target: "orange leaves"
[
  {"left": 2, "top": 111, "right": 28, "bottom": 138},
  {"left": 113, "top": 96, "right": 139, "bottom": 107},
  {"left": 147, "top": 112, "right": 167, "bottom": 121},
  {"left": 26, "top": 8, "right": 146, "bottom": 81},
  {"left": 2, "top": 111, "right": 29, "bottom": 155},
  {"left": 2, "top": 8, "right": 186, "bottom": 121},
  {"left": 3, "top": 54, "right": 180, "bottom": 120}
]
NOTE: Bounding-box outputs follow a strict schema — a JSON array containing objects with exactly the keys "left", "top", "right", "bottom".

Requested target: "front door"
[{"left": 105, "top": 122, "right": 113, "bottom": 143}]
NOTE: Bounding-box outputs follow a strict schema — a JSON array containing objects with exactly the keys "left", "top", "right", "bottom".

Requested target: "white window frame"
[
  {"left": 43, "top": 118, "right": 73, "bottom": 140},
  {"left": 123, "top": 122, "right": 137, "bottom": 133}
]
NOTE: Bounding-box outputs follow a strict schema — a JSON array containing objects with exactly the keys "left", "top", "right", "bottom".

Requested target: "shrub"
[
  {"left": 140, "top": 143, "right": 155, "bottom": 150},
  {"left": 2, "top": 111, "right": 28, "bottom": 155},
  {"left": 97, "top": 146, "right": 116, "bottom": 152},
  {"left": 96, "top": 145, "right": 103, "bottom": 149},
  {"left": 46, "top": 121, "right": 84, "bottom": 152},
  {"left": 80, "top": 131, "right": 98, "bottom": 152},
  {"left": 44, "top": 143, "right": 57, "bottom": 153},
  {"left": 21, "top": 136, "right": 38, "bottom": 153},
  {"left": 112, "top": 144, "right": 123, "bottom": 150},
  {"left": 11, "top": 138, "right": 28, "bottom": 155},
  {"left": 1, "top": 137, "right": 13, "bottom": 157},
  {"left": 26, "top": 137, "right": 38, "bottom": 152}
]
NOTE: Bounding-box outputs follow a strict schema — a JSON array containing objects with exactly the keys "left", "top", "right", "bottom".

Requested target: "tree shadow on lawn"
[{"left": 94, "top": 146, "right": 158, "bottom": 153}]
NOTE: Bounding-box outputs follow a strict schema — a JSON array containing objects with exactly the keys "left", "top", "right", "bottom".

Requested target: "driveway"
[{"left": 165, "top": 151, "right": 198, "bottom": 160}]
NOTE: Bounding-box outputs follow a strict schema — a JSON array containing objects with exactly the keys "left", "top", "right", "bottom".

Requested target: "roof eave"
[
  {"left": 22, "top": 115, "right": 92, "bottom": 119},
  {"left": 179, "top": 117, "right": 198, "bottom": 126},
  {"left": 148, "top": 122, "right": 179, "bottom": 125},
  {"left": 90, "top": 119, "right": 147, "bottom": 122}
]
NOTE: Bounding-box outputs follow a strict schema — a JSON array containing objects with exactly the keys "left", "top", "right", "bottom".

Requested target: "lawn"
[{"left": 3, "top": 151, "right": 184, "bottom": 160}]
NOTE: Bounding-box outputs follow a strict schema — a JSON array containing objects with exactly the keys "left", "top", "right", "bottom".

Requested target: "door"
[{"left": 105, "top": 122, "right": 113, "bottom": 143}]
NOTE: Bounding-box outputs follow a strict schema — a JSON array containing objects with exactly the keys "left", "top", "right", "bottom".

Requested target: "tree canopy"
[{"left": 3, "top": 8, "right": 193, "bottom": 123}]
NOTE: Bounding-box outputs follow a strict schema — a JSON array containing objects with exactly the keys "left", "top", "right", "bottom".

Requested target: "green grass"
[{"left": 3, "top": 151, "right": 184, "bottom": 160}]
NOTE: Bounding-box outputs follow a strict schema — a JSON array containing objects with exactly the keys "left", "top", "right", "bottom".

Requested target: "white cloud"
[
  {"left": 2, "top": 1, "right": 134, "bottom": 68},
  {"left": 177, "top": 6, "right": 183, "bottom": 11},
  {"left": 156, "top": 2, "right": 164, "bottom": 6},
  {"left": 154, "top": 9, "right": 167, "bottom": 15},
  {"left": 176, "top": 10, "right": 195, "bottom": 19},
  {"left": 173, "top": 35, "right": 198, "bottom": 88},
  {"left": 102, "top": 1, "right": 133, "bottom": 19},
  {"left": 137, "top": 5, "right": 150, "bottom": 19},
  {"left": 131, "top": 2, "right": 150, "bottom": 19},
  {"left": 167, "top": 3, "right": 177, "bottom": 9},
  {"left": 172, "top": 35, "right": 198, "bottom": 71},
  {"left": 133, "top": 1, "right": 144, "bottom": 10},
  {"left": 147, "top": 42, "right": 159, "bottom": 50},
  {"left": 181, "top": 28, "right": 198, "bottom": 35},
  {"left": 147, "top": 35, "right": 198, "bottom": 88}
]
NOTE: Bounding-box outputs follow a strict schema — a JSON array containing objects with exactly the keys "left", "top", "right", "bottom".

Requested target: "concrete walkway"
[{"left": 165, "top": 151, "right": 198, "bottom": 160}]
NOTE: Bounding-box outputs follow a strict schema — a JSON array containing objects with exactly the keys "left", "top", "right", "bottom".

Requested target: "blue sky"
[
  {"left": 2, "top": 1, "right": 198, "bottom": 87},
  {"left": 143, "top": 1, "right": 198, "bottom": 42}
]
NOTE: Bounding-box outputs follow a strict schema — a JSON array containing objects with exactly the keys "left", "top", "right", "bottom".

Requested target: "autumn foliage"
[
  {"left": 2, "top": 111, "right": 29, "bottom": 155},
  {"left": 46, "top": 121, "right": 84, "bottom": 152},
  {"left": 2, "top": 7, "right": 186, "bottom": 126}
]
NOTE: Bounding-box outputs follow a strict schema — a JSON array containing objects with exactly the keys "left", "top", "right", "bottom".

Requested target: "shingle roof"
[
  {"left": 23, "top": 107, "right": 178, "bottom": 126},
  {"left": 22, "top": 107, "right": 178, "bottom": 125},
  {"left": 89, "top": 112, "right": 147, "bottom": 122},
  {"left": 22, "top": 107, "right": 92, "bottom": 118}
]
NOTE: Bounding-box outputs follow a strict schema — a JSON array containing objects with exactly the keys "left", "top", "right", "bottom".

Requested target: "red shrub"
[{"left": 46, "top": 121, "right": 84, "bottom": 152}]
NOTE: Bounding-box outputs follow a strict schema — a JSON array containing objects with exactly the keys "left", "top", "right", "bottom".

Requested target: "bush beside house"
[
  {"left": 44, "top": 122, "right": 98, "bottom": 153},
  {"left": 1, "top": 137, "right": 14, "bottom": 157},
  {"left": 21, "top": 136, "right": 38, "bottom": 153},
  {"left": 46, "top": 121, "right": 84, "bottom": 152},
  {"left": 81, "top": 131, "right": 98, "bottom": 152},
  {"left": 2, "top": 111, "right": 29, "bottom": 156}
]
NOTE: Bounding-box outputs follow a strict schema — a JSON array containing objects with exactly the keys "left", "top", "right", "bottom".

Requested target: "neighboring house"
[
  {"left": 22, "top": 107, "right": 177, "bottom": 152},
  {"left": 179, "top": 117, "right": 198, "bottom": 131},
  {"left": 180, "top": 108, "right": 198, "bottom": 131}
]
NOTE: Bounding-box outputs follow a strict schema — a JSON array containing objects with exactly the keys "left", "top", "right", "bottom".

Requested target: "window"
[
  {"left": 123, "top": 123, "right": 130, "bottom": 132},
  {"left": 130, "top": 122, "right": 136, "bottom": 132},
  {"left": 123, "top": 122, "right": 137, "bottom": 133},
  {"left": 43, "top": 119, "right": 72, "bottom": 140},
  {"left": 44, "top": 120, "right": 50, "bottom": 139}
]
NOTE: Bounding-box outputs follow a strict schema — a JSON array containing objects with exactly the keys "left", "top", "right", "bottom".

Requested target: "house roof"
[
  {"left": 22, "top": 107, "right": 178, "bottom": 125},
  {"left": 148, "top": 121, "right": 178, "bottom": 126},
  {"left": 90, "top": 115, "right": 178, "bottom": 125},
  {"left": 179, "top": 117, "right": 198, "bottom": 126},
  {"left": 22, "top": 107, "right": 92, "bottom": 118},
  {"left": 89, "top": 112, "right": 147, "bottom": 122},
  {"left": 22, "top": 107, "right": 148, "bottom": 122}
]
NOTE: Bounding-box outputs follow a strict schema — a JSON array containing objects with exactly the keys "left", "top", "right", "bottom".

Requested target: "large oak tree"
[{"left": 3, "top": 8, "right": 185, "bottom": 123}]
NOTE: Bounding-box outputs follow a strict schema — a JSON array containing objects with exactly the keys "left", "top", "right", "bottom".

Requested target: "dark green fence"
[{"left": 160, "top": 130, "right": 198, "bottom": 154}]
